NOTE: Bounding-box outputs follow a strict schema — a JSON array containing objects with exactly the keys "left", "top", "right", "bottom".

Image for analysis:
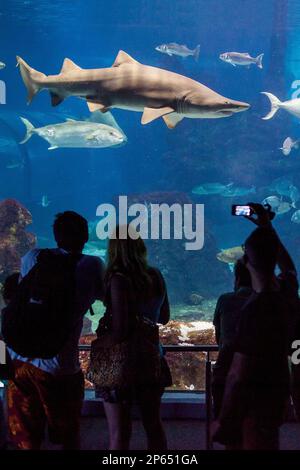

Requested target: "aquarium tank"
[{"left": 0, "top": 0, "right": 299, "bottom": 390}]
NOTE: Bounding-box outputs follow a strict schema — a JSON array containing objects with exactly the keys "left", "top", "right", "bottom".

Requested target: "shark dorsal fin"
[
  {"left": 112, "top": 50, "right": 139, "bottom": 67},
  {"left": 60, "top": 58, "right": 82, "bottom": 74}
]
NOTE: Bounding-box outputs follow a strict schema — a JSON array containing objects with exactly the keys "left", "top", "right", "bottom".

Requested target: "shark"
[{"left": 16, "top": 50, "right": 250, "bottom": 129}]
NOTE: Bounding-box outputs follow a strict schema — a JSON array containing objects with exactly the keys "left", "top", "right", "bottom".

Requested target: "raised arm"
[{"left": 245, "top": 203, "right": 296, "bottom": 274}]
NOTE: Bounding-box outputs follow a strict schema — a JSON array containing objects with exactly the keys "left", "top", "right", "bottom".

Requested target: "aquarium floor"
[{"left": 42, "top": 420, "right": 300, "bottom": 451}]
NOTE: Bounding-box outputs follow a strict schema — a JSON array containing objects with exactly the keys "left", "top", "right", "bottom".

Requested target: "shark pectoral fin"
[
  {"left": 112, "top": 50, "right": 139, "bottom": 67},
  {"left": 86, "top": 100, "right": 108, "bottom": 113},
  {"left": 141, "top": 107, "right": 174, "bottom": 125},
  {"left": 48, "top": 146, "right": 58, "bottom": 150},
  {"left": 50, "top": 92, "right": 64, "bottom": 106},
  {"left": 60, "top": 58, "right": 82, "bottom": 74},
  {"left": 162, "top": 113, "right": 184, "bottom": 129}
]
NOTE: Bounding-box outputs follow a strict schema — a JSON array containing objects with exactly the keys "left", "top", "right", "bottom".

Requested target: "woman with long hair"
[{"left": 96, "top": 225, "right": 171, "bottom": 450}]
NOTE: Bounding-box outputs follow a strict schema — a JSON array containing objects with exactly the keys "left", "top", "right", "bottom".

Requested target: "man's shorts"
[{"left": 7, "top": 360, "right": 84, "bottom": 449}]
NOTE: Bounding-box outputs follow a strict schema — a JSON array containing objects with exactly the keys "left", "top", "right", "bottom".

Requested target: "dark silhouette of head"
[
  {"left": 234, "top": 259, "right": 252, "bottom": 291},
  {"left": 244, "top": 227, "right": 279, "bottom": 278},
  {"left": 2, "top": 272, "right": 20, "bottom": 305},
  {"left": 53, "top": 211, "right": 88, "bottom": 253}
]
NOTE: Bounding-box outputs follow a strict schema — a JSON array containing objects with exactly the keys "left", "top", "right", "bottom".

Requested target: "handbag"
[{"left": 88, "top": 311, "right": 162, "bottom": 389}]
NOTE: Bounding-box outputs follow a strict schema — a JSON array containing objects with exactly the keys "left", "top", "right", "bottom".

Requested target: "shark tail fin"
[
  {"left": 194, "top": 45, "right": 201, "bottom": 62},
  {"left": 16, "top": 56, "right": 45, "bottom": 104},
  {"left": 19, "top": 117, "right": 35, "bottom": 144},
  {"left": 261, "top": 92, "right": 282, "bottom": 120},
  {"left": 256, "top": 53, "right": 264, "bottom": 69}
]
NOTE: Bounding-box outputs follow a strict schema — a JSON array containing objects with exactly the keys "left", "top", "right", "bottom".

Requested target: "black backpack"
[{"left": 1, "top": 249, "right": 81, "bottom": 359}]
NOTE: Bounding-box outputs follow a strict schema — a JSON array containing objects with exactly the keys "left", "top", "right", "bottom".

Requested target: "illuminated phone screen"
[{"left": 233, "top": 205, "right": 251, "bottom": 216}]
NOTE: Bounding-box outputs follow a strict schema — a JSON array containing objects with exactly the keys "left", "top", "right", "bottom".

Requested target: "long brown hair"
[{"left": 105, "top": 225, "right": 152, "bottom": 294}]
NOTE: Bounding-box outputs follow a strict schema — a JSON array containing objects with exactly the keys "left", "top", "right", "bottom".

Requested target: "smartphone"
[{"left": 231, "top": 205, "right": 253, "bottom": 217}]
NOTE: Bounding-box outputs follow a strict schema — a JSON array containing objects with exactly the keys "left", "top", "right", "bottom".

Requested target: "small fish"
[
  {"left": 0, "top": 62, "right": 5, "bottom": 70},
  {"left": 6, "top": 161, "right": 24, "bottom": 170},
  {"left": 192, "top": 182, "right": 233, "bottom": 196},
  {"left": 268, "top": 177, "right": 293, "bottom": 197},
  {"left": 221, "top": 185, "right": 256, "bottom": 197},
  {"left": 291, "top": 210, "right": 300, "bottom": 224},
  {"left": 0, "top": 136, "right": 18, "bottom": 149},
  {"left": 217, "top": 246, "right": 244, "bottom": 264},
  {"left": 262, "top": 93, "right": 300, "bottom": 120},
  {"left": 19, "top": 111, "right": 127, "bottom": 150},
  {"left": 38, "top": 195, "right": 51, "bottom": 208},
  {"left": 290, "top": 185, "right": 300, "bottom": 208},
  {"left": 155, "top": 43, "right": 200, "bottom": 61},
  {"left": 262, "top": 195, "right": 281, "bottom": 210},
  {"left": 276, "top": 201, "right": 293, "bottom": 215},
  {"left": 280, "top": 137, "right": 299, "bottom": 156},
  {"left": 219, "top": 52, "right": 264, "bottom": 69}
]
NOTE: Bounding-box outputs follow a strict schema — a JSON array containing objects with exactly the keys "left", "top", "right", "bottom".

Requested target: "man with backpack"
[{"left": 1, "top": 211, "right": 104, "bottom": 450}]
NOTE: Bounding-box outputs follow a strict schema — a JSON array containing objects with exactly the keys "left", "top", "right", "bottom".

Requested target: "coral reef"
[
  {"left": 79, "top": 319, "right": 217, "bottom": 391},
  {"left": 0, "top": 199, "right": 36, "bottom": 282}
]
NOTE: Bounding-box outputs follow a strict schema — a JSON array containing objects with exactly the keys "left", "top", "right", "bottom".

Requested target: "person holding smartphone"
[{"left": 212, "top": 203, "right": 299, "bottom": 450}]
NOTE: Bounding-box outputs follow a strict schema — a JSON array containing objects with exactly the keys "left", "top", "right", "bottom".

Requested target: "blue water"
[{"left": 0, "top": 0, "right": 299, "bottom": 313}]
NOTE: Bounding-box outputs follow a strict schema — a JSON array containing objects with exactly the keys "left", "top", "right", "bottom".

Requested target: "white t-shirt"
[{"left": 8, "top": 248, "right": 104, "bottom": 376}]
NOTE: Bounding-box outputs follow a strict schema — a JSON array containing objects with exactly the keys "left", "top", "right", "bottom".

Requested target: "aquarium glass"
[{"left": 0, "top": 0, "right": 298, "bottom": 389}]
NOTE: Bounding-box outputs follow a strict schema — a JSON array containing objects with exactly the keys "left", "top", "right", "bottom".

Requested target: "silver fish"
[
  {"left": 221, "top": 185, "right": 256, "bottom": 197},
  {"left": 291, "top": 210, "right": 300, "bottom": 224},
  {"left": 262, "top": 195, "right": 281, "bottom": 210},
  {"left": 0, "top": 62, "right": 5, "bottom": 70},
  {"left": 19, "top": 111, "right": 126, "bottom": 150},
  {"left": 220, "top": 52, "right": 264, "bottom": 69},
  {"left": 290, "top": 185, "right": 300, "bottom": 208},
  {"left": 280, "top": 137, "right": 299, "bottom": 156},
  {"left": 276, "top": 201, "right": 293, "bottom": 215},
  {"left": 155, "top": 43, "right": 200, "bottom": 61},
  {"left": 262, "top": 93, "right": 300, "bottom": 120},
  {"left": 192, "top": 182, "right": 233, "bottom": 195},
  {"left": 16, "top": 51, "right": 250, "bottom": 129},
  {"left": 268, "top": 177, "right": 293, "bottom": 197},
  {"left": 38, "top": 195, "right": 51, "bottom": 208}
]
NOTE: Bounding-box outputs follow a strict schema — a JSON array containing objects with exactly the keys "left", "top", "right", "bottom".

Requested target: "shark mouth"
[{"left": 217, "top": 110, "right": 233, "bottom": 116}]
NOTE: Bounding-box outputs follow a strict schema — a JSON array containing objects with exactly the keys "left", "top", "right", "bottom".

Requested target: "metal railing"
[{"left": 79, "top": 343, "right": 219, "bottom": 450}]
